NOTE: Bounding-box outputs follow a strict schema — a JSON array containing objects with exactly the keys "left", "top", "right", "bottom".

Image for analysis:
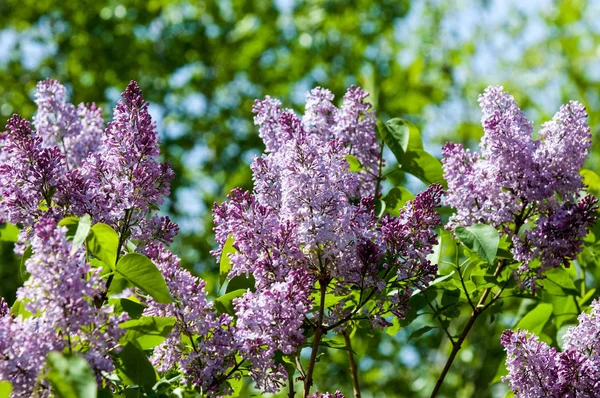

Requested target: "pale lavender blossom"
[
  {"left": 143, "top": 244, "right": 237, "bottom": 396},
  {"left": 0, "top": 219, "right": 124, "bottom": 396},
  {"left": 534, "top": 101, "right": 590, "bottom": 199},
  {"left": 79, "top": 80, "right": 174, "bottom": 229},
  {"left": 234, "top": 270, "right": 313, "bottom": 392},
  {"left": 502, "top": 300, "right": 600, "bottom": 397},
  {"left": 214, "top": 87, "right": 442, "bottom": 393},
  {"left": 33, "top": 79, "right": 103, "bottom": 167},
  {"left": 563, "top": 299, "right": 600, "bottom": 362},
  {"left": 308, "top": 391, "right": 346, "bottom": 398},
  {"left": 443, "top": 86, "right": 596, "bottom": 287},
  {"left": 0, "top": 115, "right": 65, "bottom": 228},
  {"left": 501, "top": 329, "right": 561, "bottom": 397},
  {"left": 0, "top": 80, "right": 174, "bottom": 253}
]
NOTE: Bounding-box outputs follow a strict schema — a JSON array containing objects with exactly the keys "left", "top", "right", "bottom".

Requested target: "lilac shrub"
[
  {"left": 0, "top": 80, "right": 443, "bottom": 396},
  {"left": 6, "top": 79, "right": 595, "bottom": 398},
  {"left": 501, "top": 299, "right": 600, "bottom": 396},
  {"left": 443, "top": 86, "right": 598, "bottom": 288}
]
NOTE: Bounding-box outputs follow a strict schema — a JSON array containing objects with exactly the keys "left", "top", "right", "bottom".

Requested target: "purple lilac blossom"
[
  {"left": 214, "top": 86, "right": 441, "bottom": 392},
  {"left": 233, "top": 269, "right": 313, "bottom": 393},
  {"left": 0, "top": 115, "right": 65, "bottom": 228},
  {"left": 0, "top": 80, "right": 176, "bottom": 251},
  {"left": 443, "top": 86, "right": 595, "bottom": 287},
  {"left": 308, "top": 391, "right": 346, "bottom": 398},
  {"left": 0, "top": 219, "right": 124, "bottom": 396},
  {"left": 0, "top": 80, "right": 179, "bottom": 395},
  {"left": 78, "top": 80, "right": 174, "bottom": 232},
  {"left": 379, "top": 184, "right": 443, "bottom": 319},
  {"left": 502, "top": 299, "right": 600, "bottom": 396},
  {"left": 143, "top": 244, "right": 237, "bottom": 396},
  {"left": 34, "top": 79, "right": 103, "bottom": 167}
]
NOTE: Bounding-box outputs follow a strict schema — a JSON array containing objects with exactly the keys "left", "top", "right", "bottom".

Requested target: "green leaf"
[
  {"left": 375, "top": 199, "right": 386, "bottom": 218},
  {"left": 19, "top": 245, "right": 32, "bottom": 281},
  {"left": 319, "top": 338, "right": 356, "bottom": 354},
  {"left": 383, "top": 187, "right": 414, "bottom": 216},
  {"left": 386, "top": 317, "right": 402, "bottom": 336},
  {"left": 109, "top": 298, "right": 146, "bottom": 319},
  {"left": 10, "top": 300, "right": 31, "bottom": 318},
  {"left": 120, "top": 316, "right": 176, "bottom": 350},
  {"left": 548, "top": 293, "right": 578, "bottom": 329},
  {"left": 344, "top": 154, "right": 363, "bottom": 172},
  {"left": 225, "top": 274, "right": 256, "bottom": 293},
  {"left": 379, "top": 118, "right": 446, "bottom": 186},
  {"left": 87, "top": 223, "right": 119, "bottom": 270},
  {"left": 114, "top": 343, "right": 158, "bottom": 389},
  {"left": 538, "top": 267, "right": 578, "bottom": 296},
  {"left": 214, "top": 289, "right": 246, "bottom": 316},
  {"left": 228, "top": 375, "right": 244, "bottom": 398},
  {"left": 454, "top": 224, "right": 499, "bottom": 265},
  {"left": 441, "top": 289, "right": 461, "bottom": 307},
  {"left": 379, "top": 118, "right": 419, "bottom": 159},
  {"left": 471, "top": 275, "right": 498, "bottom": 289},
  {"left": 408, "top": 326, "right": 435, "bottom": 341},
  {"left": 581, "top": 169, "right": 600, "bottom": 197},
  {"left": 58, "top": 217, "right": 81, "bottom": 238},
  {"left": 322, "top": 294, "right": 345, "bottom": 309},
  {"left": 46, "top": 352, "right": 97, "bottom": 398},
  {"left": 579, "top": 288, "right": 596, "bottom": 306},
  {"left": 491, "top": 356, "right": 508, "bottom": 385},
  {"left": 401, "top": 149, "right": 445, "bottom": 186},
  {"left": 0, "top": 223, "right": 19, "bottom": 243},
  {"left": 115, "top": 253, "right": 173, "bottom": 304},
  {"left": 0, "top": 381, "right": 12, "bottom": 398},
  {"left": 220, "top": 235, "right": 237, "bottom": 284},
  {"left": 515, "top": 303, "right": 553, "bottom": 334},
  {"left": 69, "top": 215, "right": 91, "bottom": 255}
]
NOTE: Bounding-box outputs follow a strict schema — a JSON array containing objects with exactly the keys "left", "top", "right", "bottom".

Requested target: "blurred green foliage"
[{"left": 1, "top": 0, "right": 600, "bottom": 397}]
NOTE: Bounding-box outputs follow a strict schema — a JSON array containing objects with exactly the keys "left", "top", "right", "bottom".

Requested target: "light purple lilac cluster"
[
  {"left": 309, "top": 391, "right": 346, "bottom": 398},
  {"left": 143, "top": 244, "right": 238, "bottom": 396},
  {"left": 0, "top": 219, "right": 124, "bottom": 397},
  {"left": 213, "top": 87, "right": 442, "bottom": 391},
  {"left": 501, "top": 299, "right": 600, "bottom": 396},
  {"left": 0, "top": 79, "right": 177, "bottom": 253},
  {"left": 0, "top": 80, "right": 179, "bottom": 394},
  {"left": 443, "top": 86, "right": 597, "bottom": 285}
]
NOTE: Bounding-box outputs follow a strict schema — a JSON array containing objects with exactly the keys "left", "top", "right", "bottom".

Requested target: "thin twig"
[
  {"left": 342, "top": 328, "right": 361, "bottom": 398},
  {"left": 425, "top": 299, "right": 455, "bottom": 345},
  {"left": 303, "top": 278, "right": 329, "bottom": 397}
]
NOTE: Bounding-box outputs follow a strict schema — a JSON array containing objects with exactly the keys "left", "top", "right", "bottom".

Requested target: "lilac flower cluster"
[
  {"left": 443, "top": 86, "right": 597, "bottom": 284},
  {"left": 143, "top": 244, "right": 237, "bottom": 396},
  {"left": 33, "top": 79, "right": 103, "bottom": 167},
  {"left": 233, "top": 270, "right": 313, "bottom": 392},
  {"left": 214, "top": 87, "right": 442, "bottom": 391},
  {"left": 501, "top": 299, "right": 600, "bottom": 396},
  {"left": 0, "top": 79, "right": 177, "bottom": 253},
  {"left": 0, "top": 80, "right": 178, "bottom": 395},
  {"left": 309, "top": 391, "right": 346, "bottom": 398},
  {"left": 0, "top": 219, "right": 124, "bottom": 397}
]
